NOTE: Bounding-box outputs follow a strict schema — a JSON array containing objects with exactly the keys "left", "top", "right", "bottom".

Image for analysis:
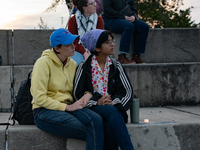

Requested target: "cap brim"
[{"left": 61, "top": 35, "right": 79, "bottom": 45}]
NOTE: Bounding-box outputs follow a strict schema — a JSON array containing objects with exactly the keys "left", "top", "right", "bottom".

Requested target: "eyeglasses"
[
  {"left": 87, "top": 1, "right": 96, "bottom": 6},
  {"left": 105, "top": 39, "right": 116, "bottom": 46}
]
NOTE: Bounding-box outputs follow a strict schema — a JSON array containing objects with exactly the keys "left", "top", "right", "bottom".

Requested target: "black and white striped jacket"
[{"left": 73, "top": 55, "right": 133, "bottom": 111}]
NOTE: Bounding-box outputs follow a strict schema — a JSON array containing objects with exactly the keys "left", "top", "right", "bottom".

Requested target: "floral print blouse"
[{"left": 91, "top": 55, "right": 112, "bottom": 96}]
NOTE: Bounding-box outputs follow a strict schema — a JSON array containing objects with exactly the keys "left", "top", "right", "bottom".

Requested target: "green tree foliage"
[{"left": 135, "top": 0, "right": 199, "bottom": 28}]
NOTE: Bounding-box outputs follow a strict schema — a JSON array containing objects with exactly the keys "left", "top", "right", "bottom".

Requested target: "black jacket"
[
  {"left": 102, "top": 0, "right": 138, "bottom": 19},
  {"left": 73, "top": 55, "right": 133, "bottom": 111}
]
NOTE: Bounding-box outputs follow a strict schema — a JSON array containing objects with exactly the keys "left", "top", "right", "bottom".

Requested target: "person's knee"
[
  {"left": 104, "top": 105, "right": 119, "bottom": 114},
  {"left": 92, "top": 113, "right": 103, "bottom": 124},
  {"left": 86, "top": 110, "right": 103, "bottom": 127},
  {"left": 124, "top": 22, "right": 135, "bottom": 31},
  {"left": 142, "top": 22, "right": 149, "bottom": 32}
]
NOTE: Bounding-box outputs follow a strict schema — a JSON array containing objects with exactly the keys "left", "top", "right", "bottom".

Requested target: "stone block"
[
  {"left": 8, "top": 125, "right": 67, "bottom": 150},
  {"left": 67, "top": 139, "right": 86, "bottom": 150},
  {"left": 113, "top": 28, "right": 200, "bottom": 63},
  {"left": 173, "top": 123, "right": 200, "bottom": 149},
  {"left": 0, "top": 66, "right": 11, "bottom": 112},
  {"left": 13, "top": 65, "right": 33, "bottom": 99},
  {"left": 143, "top": 28, "right": 200, "bottom": 63},
  {"left": 0, "top": 112, "right": 10, "bottom": 149},
  {"left": 66, "top": 123, "right": 200, "bottom": 150},
  {"left": 124, "top": 62, "right": 200, "bottom": 106},
  {"left": 13, "top": 30, "right": 54, "bottom": 65},
  {"left": 0, "top": 126, "right": 6, "bottom": 149},
  {"left": 128, "top": 124, "right": 181, "bottom": 150},
  {"left": 0, "top": 30, "right": 12, "bottom": 66}
]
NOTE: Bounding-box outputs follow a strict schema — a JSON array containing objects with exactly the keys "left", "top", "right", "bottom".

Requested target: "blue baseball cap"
[{"left": 50, "top": 28, "right": 79, "bottom": 48}]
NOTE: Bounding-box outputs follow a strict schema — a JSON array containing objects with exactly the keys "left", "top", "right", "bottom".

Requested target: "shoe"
[
  {"left": 132, "top": 54, "right": 145, "bottom": 64},
  {"left": 118, "top": 54, "right": 136, "bottom": 64}
]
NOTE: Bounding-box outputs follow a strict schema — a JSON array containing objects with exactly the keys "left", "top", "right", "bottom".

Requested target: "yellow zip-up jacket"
[{"left": 31, "top": 49, "right": 77, "bottom": 111}]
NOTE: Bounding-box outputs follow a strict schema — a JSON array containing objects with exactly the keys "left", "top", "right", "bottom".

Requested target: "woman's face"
[
  {"left": 84, "top": 0, "right": 96, "bottom": 15},
  {"left": 55, "top": 43, "right": 75, "bottom": 61},
  {"left": 98, "top": 35, "right": 115, "bottom": 56}
]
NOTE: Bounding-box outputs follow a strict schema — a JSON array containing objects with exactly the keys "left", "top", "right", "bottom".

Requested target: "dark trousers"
[{"left": 104, "top": 19, "right": 149, "bottom": 55}]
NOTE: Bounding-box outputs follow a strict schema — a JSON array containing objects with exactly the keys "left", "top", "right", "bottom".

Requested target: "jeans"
[
  {"left": 33, "top": 107, "right": 104, "bottom": 150},
  {"left": 104, "top": 19, "right": 149, "bottom": 55},
  {"left": 91, "top": 105, "right": 134, "bottom": 150},
  {"left": 71, "top": 51, "right": 84, "bottom": 65}
]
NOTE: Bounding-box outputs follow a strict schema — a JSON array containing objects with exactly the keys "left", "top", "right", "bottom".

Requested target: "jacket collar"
[{"left": 82, "top": 55, "right": 116, "bottom": 79}]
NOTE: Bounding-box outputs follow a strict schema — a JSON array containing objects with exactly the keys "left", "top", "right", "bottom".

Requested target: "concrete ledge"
[
  {"left": 1, "top": 29, "right": 200, "bottom": 65},
  {"left": 0, "top": 126, "right": 6, "bottom": 149},
  {"left": 13, "top": 30, "right": 53, "bottom": 65},
  {"left": 9, "top": 122, "right": 200, "bottom": 150},
  {"left": 1, "top": 62, "right": 200, "bottom": 111},
  {"left": 8, "top": 125, "right": 67, "bottom": 150},
  {"left": 13, "top": 65, "right": 33, "bottom": 98},
  {"left": 0, "top": 112, "right": 11, "bottom": 149},
  {"left": 124, "top": 62, "right": 200, "bottom": 106},
  {"left": 0, "top": 66, "right": 11, "bottom": 112},
  {"left": 141, "top": 28, "right": 200, "bottom": 63},
  {"left": 0, "top": 30, "right": 12, "bottom": 66},
  {"left": 1, "top": 106, "right": 199, "bottom": 150},
  {"left": 67, "top": 106, "right": 200, "bottom": 150}
]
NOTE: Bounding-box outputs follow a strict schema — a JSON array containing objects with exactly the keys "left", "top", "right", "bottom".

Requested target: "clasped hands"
[
  {"left": 97, "top": 95, "right": 113, "bottom": 105},
  {"left": 125, "top": 15, "right": 135, "bottom": 22}
]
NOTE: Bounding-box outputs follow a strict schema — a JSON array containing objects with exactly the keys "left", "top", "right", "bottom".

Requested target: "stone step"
[
  {"left": 1, "top": 106, "right": 200, "bottom": 150},
  {"left": 0, "top": 29, "right": 200, "bottom": 66},
  {"left": 1, "top": 62, "right": 200, "bottom": 112}
]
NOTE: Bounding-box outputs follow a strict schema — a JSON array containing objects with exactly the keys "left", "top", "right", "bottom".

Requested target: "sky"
[
  {"left": 0, "top": 0, "right": 69, "bottom": 29},
  {"left": 0, "top": 0, "right": 200, "bottom": 29}
]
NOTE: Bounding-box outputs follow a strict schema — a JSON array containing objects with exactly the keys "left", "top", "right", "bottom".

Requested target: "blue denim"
[
  {"left": 71, "top": 51, "right": 85, "bottom": 65},
  {"left": 104, "top": 19, "right": 149, "bottom": 55},
  {"left": 90, "top": 105, "right": 134, "bottom": 150},
  {"left": 33, "top": 108, "right": 104, "bottom": 150}
]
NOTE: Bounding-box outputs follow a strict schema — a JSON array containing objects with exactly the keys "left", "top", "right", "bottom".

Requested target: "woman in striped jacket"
[{"left": 73, "top": 29, "right": 134, "bottom": 150}]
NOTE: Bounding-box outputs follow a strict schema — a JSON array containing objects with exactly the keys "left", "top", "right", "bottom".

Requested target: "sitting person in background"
[
  {"left": 102, "top": 0, "right": 149, "bottom": 64},
  {"left": 68, "top": 0, "right": 104, "bottom": 65},
  {"left": 73, "top": 29, "right": 135, "bottom": 150},
  {"left": 31, "top": 28, "right": 104, "bottom": 150}
]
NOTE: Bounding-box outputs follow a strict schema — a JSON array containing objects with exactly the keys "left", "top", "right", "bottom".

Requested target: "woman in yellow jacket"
[{"left": 31, "top": 28, "right": 104, "bottom": 150}]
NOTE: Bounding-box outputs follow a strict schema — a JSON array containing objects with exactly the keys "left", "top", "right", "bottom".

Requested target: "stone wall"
[{"left": 0, "top": 29, "right": 200, "bottom": 66}]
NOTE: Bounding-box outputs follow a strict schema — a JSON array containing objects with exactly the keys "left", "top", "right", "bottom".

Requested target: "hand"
[
  {"left": 125, "top": 15, "right": 135, "bottom": 22},
  {"left": 83, "top": 51, "right": 91, "bottom": 60},
  {"left": 65, "top": 99, "right": 84, "bottom": 112},
  {"left": 97, "top": 95, "right": 113, "bottom": 105},
  {"left": 80, "top": 92, "right": 92, "bottom": 107}
]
